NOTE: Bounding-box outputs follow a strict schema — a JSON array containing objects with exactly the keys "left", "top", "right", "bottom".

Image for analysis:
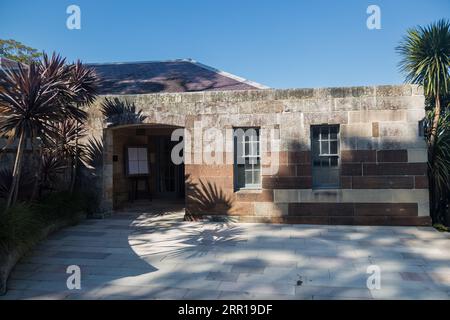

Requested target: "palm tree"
[
  {"left": 397, "top": 19, "right": 450, "bottom": 146},
  {"left": 65, "top": 61, "right": 97, "bottom": 192},
  {"left": 0, "top": 53, "right": 97, "bottom": 208},
  {"left": 0, "top": 62, "right": 66, "bottom": 208},
  {"left": 101, "top": 97, "right": 146, "bottom": 127},
  {"left": 426, "top": 111, "right": 450, "bottom": 224},
  {"left": 397, "top": 19, "right": 450, "bottom": 224}
]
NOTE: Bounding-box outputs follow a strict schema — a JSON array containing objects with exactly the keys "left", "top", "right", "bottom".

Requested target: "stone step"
[{"left": 218, "top": 215, "right": 432, "bottom": 226}]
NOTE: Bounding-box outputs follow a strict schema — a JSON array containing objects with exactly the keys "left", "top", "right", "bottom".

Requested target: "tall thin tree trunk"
[
  {"left": 428, "top": 93, "right": 442, "bottom": 223},
  {"left": 6, "top": 130, "right": 25, "bottom": 209},
  {"left": 70, "top": 136, "right": 78, "bottom": 193},
  {"left": 31, "top": 144, "right": 43, "bottom": 201},
  {"left": 429, "top": 90, "right": 441, "bottom": 147}
]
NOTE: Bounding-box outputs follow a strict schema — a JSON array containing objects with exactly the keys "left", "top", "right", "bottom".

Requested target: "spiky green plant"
[
  {"left": 397, "top": 19, "right": 450, "bottom": 146},
  {"left": 0, "top": 62, "right": 66, "bottom": 208},
  {"left": 101, "top": 97, "right": 146, "bottom": 127},
  {"left": 426, "top": 111, "right": 450, "bottom": 224},
  {"left": 0, "top": 53, "right": 98, "bottom": 208}
]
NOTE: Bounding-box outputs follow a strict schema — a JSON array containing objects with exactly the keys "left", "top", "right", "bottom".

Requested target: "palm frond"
[
  {"left": 397, "top": 19, "right": 450, "bottom": 97},
  {"left": 100, "top": 97, "right": 147, "bottom": 127}
]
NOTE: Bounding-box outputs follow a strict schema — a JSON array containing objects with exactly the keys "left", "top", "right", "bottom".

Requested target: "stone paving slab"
[{"left": 1, "top": 207, "right": 450, "bottom": 300}]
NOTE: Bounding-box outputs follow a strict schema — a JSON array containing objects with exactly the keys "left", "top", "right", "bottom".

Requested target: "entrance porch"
[{"left": 104, "top": 124, "right": 185, "bottom": 210}]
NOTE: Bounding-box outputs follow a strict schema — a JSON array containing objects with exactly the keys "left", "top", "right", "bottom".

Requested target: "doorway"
[{"left": 154, "top": 136, "right": 184, "bottom": 199}]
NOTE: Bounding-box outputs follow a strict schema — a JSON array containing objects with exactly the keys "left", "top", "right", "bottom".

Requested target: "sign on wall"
[{"left": 127, "top": 147, "right": 149, "bottom": 175}]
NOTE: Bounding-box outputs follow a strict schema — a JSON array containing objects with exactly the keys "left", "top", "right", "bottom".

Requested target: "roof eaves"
[{"left": 185, "top": 59, "right": 269, "bottom": 90}]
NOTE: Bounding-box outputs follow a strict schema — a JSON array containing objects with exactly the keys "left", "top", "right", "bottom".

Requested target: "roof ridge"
[{"left": 86, "top": 59, "right": 191, "bottom": 66}]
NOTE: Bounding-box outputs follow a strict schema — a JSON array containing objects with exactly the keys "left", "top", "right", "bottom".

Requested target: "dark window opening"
[{"left": 311, "top": 125, "right": 340, "bottom": 189}]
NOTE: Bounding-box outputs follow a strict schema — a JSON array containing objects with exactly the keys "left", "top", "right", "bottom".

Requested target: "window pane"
[
  {"left": 255, "top": 141, "right": 260, "bottom": 156},
  {"left": 330, "top": 126, "right": 338, "bottom": 139},
  {"left": 243, "top": 141, "right": 248, "bottom": 156},
  {"left": 330, "top": 157, "right": 338, "bottom": 167},
  {"left": 138, "top": 160, "right": 149, "bottom": 174},
  {"left": 312, "top": 140, "right": 320, "bottom": 157},
  {"left": 330, "top": 141, "right": 338, "bottom": 155},
  {"left": 312, "top": 127, "right": 320, "bottom": 139},
  {"left": 321, "top": 141, "right": 329, "bottom": 154},
  {"left": 236, "top": 165, "right": 245, "bottom": 188},
  {"left": 128, "top": 148, "right": 138, "bottom": 161},
  {"left": 253, "top": 170, "right": 261, "bottom": 185},
  {"left": 320, "top": 127, "right": 329, "bottom": 140},
  {"left": 245, "top": 170, "right": 253, "bottom": 184},
  {"left": 137, "top": 148, "right": 147, "bottom": 161},
  {"left": 129, "top": 160, "right": 139, "bottom": 175},
  {"left": 321, "top": 158, "right": 330, "bottom": 167}
]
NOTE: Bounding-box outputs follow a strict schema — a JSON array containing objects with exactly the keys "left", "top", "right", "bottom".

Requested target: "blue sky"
[{"left": 0, "top": 0, "right": 449, "bottom": 88}]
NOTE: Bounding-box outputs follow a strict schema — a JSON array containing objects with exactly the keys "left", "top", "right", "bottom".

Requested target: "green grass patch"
[{"left": 433, "top": 223, "right": 450, "bottom": 232}]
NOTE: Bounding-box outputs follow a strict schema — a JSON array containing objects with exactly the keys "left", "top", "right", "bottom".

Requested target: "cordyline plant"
[
  {"left": 397, "top": 19, "right": 450, "bottom": 147},
  {"left": 397, "top": 19, "right": 450, "bottom": 224},
  {"left": 0, "top": 53, "right": 98, "bottom": 209}
]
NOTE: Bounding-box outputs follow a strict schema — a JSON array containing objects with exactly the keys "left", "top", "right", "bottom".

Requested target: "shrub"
[
  {"left": 0, "top": 192, "right": 94, "bottom": 253},
  {"left": 0, "top": 203, "right": 43, "bottom": 253},
  {"left": 34, "top": 191, "right": 95, "bottom": 221}
]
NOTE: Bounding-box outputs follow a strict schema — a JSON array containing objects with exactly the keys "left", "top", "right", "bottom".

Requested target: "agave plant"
[
  {"left": 101, "top": 97, "right": 146, "bottom": 127},
  {"left": 397, "top": 19, "right": 450, "bottom": 146}
]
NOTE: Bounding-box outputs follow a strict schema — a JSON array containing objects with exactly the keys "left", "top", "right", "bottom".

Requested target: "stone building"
[
  {"left": 84, "top": 59, "right": 430, "bottom": 226},
  {"left": 1, "top": 58, "right": 431, "bottom": 226}
]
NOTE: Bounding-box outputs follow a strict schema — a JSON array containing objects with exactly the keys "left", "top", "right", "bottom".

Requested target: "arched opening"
[{"left": 107, "top": 124, "right": 185, "bottom": 210}]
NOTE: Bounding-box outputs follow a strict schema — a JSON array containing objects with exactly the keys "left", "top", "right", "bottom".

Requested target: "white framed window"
[
  {"left": 234, "top": 128, "right": 261, "bottom": 190},
  {"left": 311, "top": 125, "right": 340, "bottom": 189},
  {"left": 126, "top": 147, "right": 149, "bottom": 175}
]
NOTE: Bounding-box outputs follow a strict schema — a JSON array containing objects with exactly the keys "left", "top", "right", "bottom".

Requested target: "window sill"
[{"left": 235, "top": 188, "right": 263, "bottom": 194}]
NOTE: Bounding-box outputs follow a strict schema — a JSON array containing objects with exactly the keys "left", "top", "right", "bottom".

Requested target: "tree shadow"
[{"left": 184, "top": 173, "right": 234, "bottom": 222}]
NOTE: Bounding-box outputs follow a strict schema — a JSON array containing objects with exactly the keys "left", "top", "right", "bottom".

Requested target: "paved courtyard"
[{"left": 2, "top": 204, "right": 450, "bottom": 300}]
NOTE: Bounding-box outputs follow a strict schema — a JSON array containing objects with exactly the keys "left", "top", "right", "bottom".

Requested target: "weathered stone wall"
[{"left": 86, "top": 84, "right": 430, "bottom": 226}]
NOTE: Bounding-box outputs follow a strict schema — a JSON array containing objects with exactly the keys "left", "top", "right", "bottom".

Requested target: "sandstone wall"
[{"left": 86, "top": 84, "right": 430, "bottom": 225}]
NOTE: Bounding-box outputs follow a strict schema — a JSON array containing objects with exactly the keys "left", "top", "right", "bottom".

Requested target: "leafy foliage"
[
  {"left": 425, "top": 111, "right": 450, "bottom": 224},
  {"left": 82, "top": 137, "right": 103, "bottom": 170},
  {"left": 0, "top": 192, "right": 92, "bottom": 253},
  {"left": 0, "top": 39, "right": 42, "bottom": 64},
  {"left": 397, "top": 19, "right": 450, "bottom": 98},
  {"left": 0, "top": 52, "right": 98, "bottom": 207},
  {"left": 101, "top": 97, "right": 147, "bottom": 127},
  {"left": 0, "top": 62, "right": 66, "bottom": 143},
  {"left": 398, "top": 19, "right": 450, "bottom": 225},
  {"left": 0, "top": 168, "right": 34, "bottom": 199}
]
